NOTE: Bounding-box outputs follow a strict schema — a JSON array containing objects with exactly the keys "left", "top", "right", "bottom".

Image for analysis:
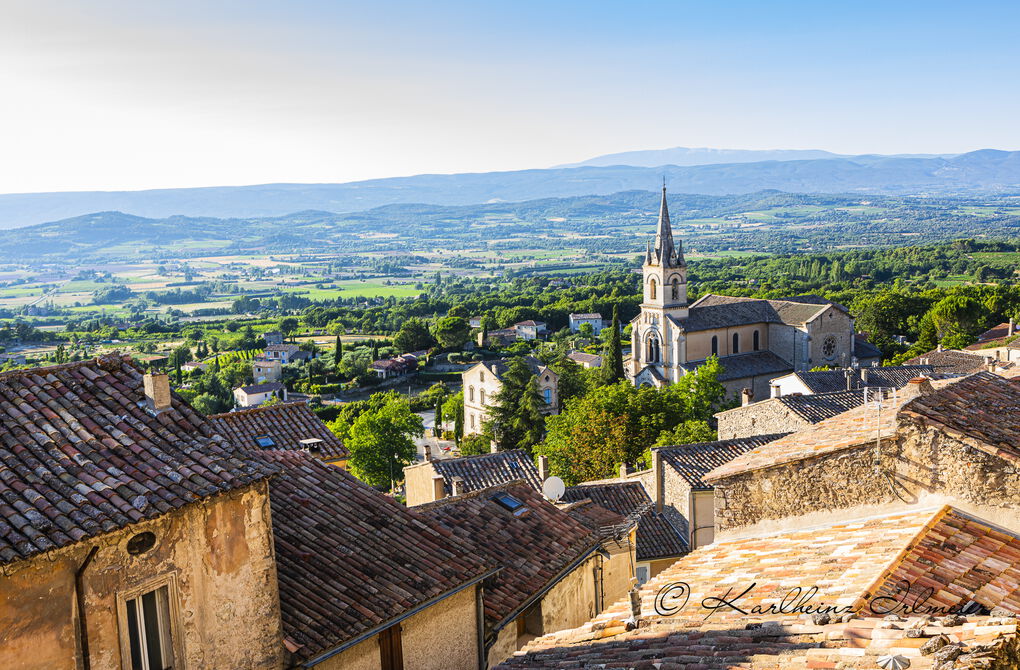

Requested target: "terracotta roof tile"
[
  {"left": 657, "top": 434, "right": 790, "bottom": 490},
  {"left": 210, "top": 402, "right": 349, "bottom": 461},
  {"left": 430, "top": 449, "right": 542, "bottom": 495},
  {"left": 0, "top": 355, "right": 268, "bottom": 566}
]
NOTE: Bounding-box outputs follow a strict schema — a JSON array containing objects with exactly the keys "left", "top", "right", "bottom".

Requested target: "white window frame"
[{"left": 117, "top": 572, "right": 184, "bottom": 670}]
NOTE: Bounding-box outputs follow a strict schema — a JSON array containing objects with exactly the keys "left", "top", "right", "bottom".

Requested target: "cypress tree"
[
  {"left": 334, "top": 335, "right": 343, "bottom": 367},
  {"left": 600, "top": 305, "right": 624, "bottom": 384}
]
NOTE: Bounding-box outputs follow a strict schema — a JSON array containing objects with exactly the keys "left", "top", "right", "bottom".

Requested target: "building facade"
[{"left": 462, "top": 358, "right": 558, "bottom": 436}]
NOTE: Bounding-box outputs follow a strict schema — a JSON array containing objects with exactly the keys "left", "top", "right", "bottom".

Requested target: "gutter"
[
  {"left": 75, "top": 546, "right": 99, "bottom": 670},
  {"left": 302, "top": 568, "right": 499, "bottom": 668}
]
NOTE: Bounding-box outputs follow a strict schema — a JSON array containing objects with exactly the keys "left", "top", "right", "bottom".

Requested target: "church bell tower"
[{"left": 642, "top": 184, "right": 688, "bottom": 318}]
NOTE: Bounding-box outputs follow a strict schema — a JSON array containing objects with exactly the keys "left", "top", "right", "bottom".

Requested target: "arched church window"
[
  {"left": 649, "top": 278, "right": 657, "bottom": 300},
  {"left": 711, "top": 336, "right": 718, "bottom": 356},
  {"left": 671, "top": 277, "right": 679, "bottom": 300},
  {"left": 732, "top": 333, "right": 739, "bottom": 354},
  {"left": 646, "top": 336, "right": 660, "bottom": 363},
  {"left": 753, "top": 330, "right": 760, "bottom": 351}
]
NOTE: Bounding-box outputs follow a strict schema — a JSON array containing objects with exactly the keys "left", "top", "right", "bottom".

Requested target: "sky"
[{"left": 1, "top": 0, "right": 1019, "bottom": 193}]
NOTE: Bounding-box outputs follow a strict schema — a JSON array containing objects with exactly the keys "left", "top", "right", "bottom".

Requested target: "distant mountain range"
[
  {"left": 1, "top": 149, "right": 1019, "bottom": 229},
  {"left": 556, "top": 147, "right": 954, "bottom": 168}
]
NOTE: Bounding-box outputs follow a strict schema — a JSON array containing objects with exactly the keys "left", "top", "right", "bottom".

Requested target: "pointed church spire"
[
  {"left": 654, "top": 183, "right": 677, "bottom": 266},
  {"left": 645, "top": 240, "right": 653, "bottom": 265}
]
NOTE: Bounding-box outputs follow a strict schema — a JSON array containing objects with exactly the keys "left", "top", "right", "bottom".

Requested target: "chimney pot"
[
  {"left": 937, "top": 343, "right": 943, "bottom": 352},
  {"left": 143, "top": 373, "right": 171, "bottom": 412},
  {"left": 537, "top": 455, "right": 549, "bottom": 481},
  {"left": 451, "top": 476, "right": 465, "bottom": 497}
]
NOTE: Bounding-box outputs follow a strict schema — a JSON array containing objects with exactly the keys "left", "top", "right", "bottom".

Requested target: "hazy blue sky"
[{"left": 2, "top": 1, "right": 1018, "bottom": 193}]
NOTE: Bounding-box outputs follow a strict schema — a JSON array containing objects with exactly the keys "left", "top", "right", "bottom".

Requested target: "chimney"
[
  {"left": 770, "top": 383, "right": 781, "bottom": 398},
  {"left": 537, "top": 455, "right": 549, "bottom": 481},
  {"left": 451, "top": 476, "right": 465, "bottom": 497},
  {"left": 1010, "top": 317, "right": 1016, "bottom": 335},
  {"left": 986, "top": 357, "right": 997, "bottom": 373},
  {"left": 740, "top": 388, "right": 754, "bottom": 406},
  {"left": 861, "top": 368, "right": 870, "bottom": 386},
  {"left": 651, "top": 450, "right": 664, "bottom": 514},
  {"left": 845, "top": 368, "right": 854, "bottom": 391},
  {"left": 424, "top": 447, "right": 433, "bottom": 462},
  {"left": 490, "top": 441, "right": 498, "bottom": 454},
  {"left": 901, "top": 377, "right": 935, "bottom": 399},
  {"left": 619, "top": 462, "right": 630, "bottom": 479},
  {"left": 432, "top": 474, "right": 445, "bottom": 501},
  {"left": 143, "top": 373, "right": 171, "bottom": 412},
  {"left": 937, "top": 343, "right": 943, "bottom": 352}
]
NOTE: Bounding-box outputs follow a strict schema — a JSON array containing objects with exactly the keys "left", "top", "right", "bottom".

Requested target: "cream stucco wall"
[
  {"left": 463, "top": 362, "right": 558, "bottom": 437},
  {"left": 0, "top": 482, "right": 284, "bottom": 670},
  {"left": 403, "top": 461, "right": 442, "bottom": 507}
]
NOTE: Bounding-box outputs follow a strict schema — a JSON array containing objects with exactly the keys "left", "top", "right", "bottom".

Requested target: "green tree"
[
  {"left": 279, "top": 317, "right": 299, "bottom": 342},
  {"left": 433, "top": 316, "right": 471, "bottom": 350},
  {"left": 459, "top": 433, "right": 491, "bottom": 456},
  {"left": 394, "top": 318, "right": 436, "bottom": 353},
  {"left": 443, "top": 391, "right": 465, "bottom": 446},
  {"left": 485, "top": 357, "right": 538, "bottom": 452},
  {"left": 341, "top": 392, "right": 423, "bottom": 490},
  {"left": 599, "top": 305, "right": 625, "bottom": 385},
  {"left": 333, "top": 335, "right": 343, "bottom": 367}
]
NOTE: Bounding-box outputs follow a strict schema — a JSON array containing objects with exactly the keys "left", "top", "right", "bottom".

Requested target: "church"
[{"left": 629, "top": 186, "right": 880, "bottom": 398}]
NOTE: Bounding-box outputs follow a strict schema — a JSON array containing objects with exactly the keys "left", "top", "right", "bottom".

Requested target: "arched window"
[
  {"left": 480, "top": 390, "right": 486, "bottom": 405},
  {"left": 753, "top": 329, "right": 760, "bottom": 351},
  {"left": 649, "top": 278, "right": 657, "bottom": 300},
  {"left": 469, "top": 386, "right": 475, "bottom": 402},
  {"left": 711, "top": 335, "right": 718, "bottom": 356},
  {"left": 732, "top": 332, "right": 739, "bottom": 354},
  {"left": 671, "top": 277, "right": 680, "bottom": 300}
]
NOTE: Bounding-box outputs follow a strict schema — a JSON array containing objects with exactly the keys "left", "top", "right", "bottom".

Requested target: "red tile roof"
[
  {"left": 209, "top": 402, "right": 349, "bottom": 461},
  {"left": 419, "top": 482, "right": 600, "bottom": 631},
  {"left": 259, "top": 450, "right": 489, "bottom": 662},
  {"left": 0, "top": 355, "right": 268, "bottom": 566}
]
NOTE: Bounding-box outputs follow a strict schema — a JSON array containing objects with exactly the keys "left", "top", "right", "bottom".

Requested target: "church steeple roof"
[{"left": 653, "top": 183, "right": 684, "bottom": 267}]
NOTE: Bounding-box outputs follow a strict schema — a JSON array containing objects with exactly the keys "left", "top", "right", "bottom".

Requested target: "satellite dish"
[{"left": 542, "top": 476, "right": 566, "bottom": 502}]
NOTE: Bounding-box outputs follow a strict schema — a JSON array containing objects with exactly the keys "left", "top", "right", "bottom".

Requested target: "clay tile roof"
[
  {"left": 900, "top": 371, "right": 1020, "bottom": 462},
  {"left": 562, "top": 481, "right": 686, "bottom": 560},
  {"left": 776, "top": 388, "right": 868, "bottom": 423},
  {"left": 265, "top": 344, "right": 300, "bottom": 353},
  {"left": 657, "top": 434, "right": 790, "bottom": 490},
  {"left": 565, "top": 351, "right": 602, "bottom": 367},
  {"left": 905, "top": 348, "right": 990, "bottom": 374},
  {"left": 683, "top": 350, "right": 792, "bottom": 382},
  {"left": 259, "top": 450, "right": 489, "bottom": 662},
  {"left": 237, "top": 381, "right": 285, "bottom": 394},
  {"left": 430, "top": 449, "right": 542, "bottom": 495},
  {"left": 559, "top": 500, "right": 630, "bottom": 539},
  {"left": 418, "top": 482, "right": 601, "bottom": 630},
  {"left": 680, "top": 294, "right": 830, "bottom": 332},
  {"left": 790, "top": 365, "right": 935, "bottom": 394},
  {"left": 0, "top": 355, "right": 269, "bottom": 566},
  {"left": 209, "top": 402, "right": 349, "bottom": 461},
  {"left": 495, "top": 506, "right": 1020, "bottom": 669},
  {"left": 569, "top": 313, "right": 602, "bottom": 320}
]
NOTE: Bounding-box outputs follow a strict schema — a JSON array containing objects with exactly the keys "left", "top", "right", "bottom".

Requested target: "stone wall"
[
  {"left": 538, "top": 553, "right": 599, "bottom": 636},
  {"left": 716, "top": 399, "right": 809, "bottom": 440},
  {"left": 0, "top": 482, "right": 284, "bottom": 670},
  {"left": 806, "top": 306, "right": 855, "bottom": 367},
  {"left": 713, "top": 419, "right": 1020, "bottom": 538}
]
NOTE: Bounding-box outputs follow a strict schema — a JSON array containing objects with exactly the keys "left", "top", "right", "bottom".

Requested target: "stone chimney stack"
[
  {"left": 1010, "top": 317, "right": 1016, "bottom": 336},
  {"left": 901, "top": 377, "right": 935, "bottom": 400},
  {"left": 490, "top": 441, "right": 499, "bottom": 454},
  {"left": 143, "top": 373, "right": 171, "bottom": 412},
  {"left": 770, "top": 383, "right": 781, "bottom": 398},
  {"left": 451, "top": 476, "right": 465, "bottom": 497},
  {"left": 431, "top": 474, "right": 445, "bottom": 502},
  {"left": 423, "top": 447, "right": 433, "bottom": 462},
  {"left": 651, "top": 450, "right": 664, "bottom": 514},
  {"left": 845, "top": 368, "right": 854, "bottom": 391},
  {"left": 861, "top": 368, "right": 870, "bottom": 386},
  {"left": 619, "top": 462, "right": 630, "bottom": 479},
  {"left": 740, "top": 388, "right": 754, "bottom": 406},
  {"left": 537, "top": 455, "right": 549, "bottom": 481},
  {"left": 937, "top": 343, "right": 944, "bottom": 352}
]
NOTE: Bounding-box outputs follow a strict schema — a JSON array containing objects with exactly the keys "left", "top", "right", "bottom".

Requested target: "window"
[
  {"left": 671, "top": 277, "right": 680, "bottom": 300},
  {"left": 480, "top": 390, "right": 486, "bottom": 405},
  {"left": 254, "top": 434, "right": 275, "bottom": 448},
  {"left": 711, "top": 336, "right": 718, "bottom": 356},
  {"left": 823, "top": 335, "right": 838, "bottom": 359},
  {"left": 468, "top": 386, "right": 475, "bottom": 402},
  {"left": 480, "top": 372, "right": 485, "bottom": 383},
  {"left": 379, "top": 623, "right": 404, "bottom": 670},
  {"left": 492, "top": 491, "right": 528, "bottom": 515},
  {"left": 470, "top": 413, "right": 475, "bottom": 429},
  {"left": 125, "top": 585, "right": 174, "bottom": 670},
  {"left": 753, "top": 329, "right": 760, "bottom": 351},
  {"left": 635, "top": 566, "right": 649, "bottom": 586},
  {"left": 732, "top": 333, "right": 739, "bottom": 354},
  {"left": 649, "top": 278, "right": 657, "bottom": 300},
  {"left": 645, "top": 336, "right": 660, "bottom": 363},
  {"left": 544, "top": 388, "right": 552, "bottom": 404}
]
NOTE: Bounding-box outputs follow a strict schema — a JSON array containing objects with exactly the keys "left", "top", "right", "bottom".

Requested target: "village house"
[
  {"left": 210, "top": 401, "right": 349, "bottom": 469},
  {"left": 264, "top": 343, "right": 301, "bottom": 364},
  {"left": 180, "top": 360, "right": 208, "bottom": 373},
  {"left": 716, "top": 388, "right": 870, "bottom": 439},
  {"left": 469, "top": 316, "right": 483, "bottom": 329},
  {"left": 629, "top": 185, "right": 881, "bottom": 396},
  {"left": 704, "top": 372, "right": 1020, "bottom": 538},
  {"left": 370, "top": 352, "right": 421, "bottom": 379},
  {"left": 565, "top": 351, "right": 602, "bottom": 369},
  {"left": 253, "top": 356, "right": 283, "bottom": 383},
  {"left": 404, "top": 449, "right": 543, "bottom": 506},
  {"left": 462, "top": 357, "right": 559, "bottom": 437},
  {"left": 0, "top": 356, "right": 285, "bottom": 670},
  {"left": 497, "top": 504, "right": 1020, "bottom": 668},
  {"left": 234, "top": 380, "right": 287, "bottom": 407},
  {"left": 567, "top": 312, "right": 604, "bottom": 334},
  {"left": 513, "top": 320, "right": 547, "bottom": 341},
  {"left": 418, "top": 482, "right": 622, "bottom": 668},
  {"left": 767, "top": 363, "right": 934, "bottom": 397},
  {"left": 478, "top": 328, "right": 517, "bottom": 347},
  {"left": 262, "top": 330, "right": 284, "bottom": 346}
]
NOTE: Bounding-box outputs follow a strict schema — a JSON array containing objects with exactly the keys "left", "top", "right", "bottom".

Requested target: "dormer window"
[
  {"left": 254, "top": 434, "right": 275, "bottom": 448},
  {"left": 492, "top": 491, "right": 528, "bottom": 516},
  {"left": 299, "top": 438, "right": 324, "bottom": 453}
]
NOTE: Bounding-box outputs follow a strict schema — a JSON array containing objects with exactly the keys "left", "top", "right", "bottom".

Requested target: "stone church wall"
[{"left": 806, "top": 307, "right": 856, "bottom": 367}]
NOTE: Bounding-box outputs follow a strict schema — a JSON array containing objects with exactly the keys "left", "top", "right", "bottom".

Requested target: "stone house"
[
  {"left": 210, "top": 401, "right": 350, "bottom": 469},
  {"left": 565, "top": 351, "right": 602, "bottom": 369},
  {"left": 478, "top": 328, "right": 518, "bottom": 347},
  {"left": 419, "top": 482, "right": 616, "bottom": 668},
  {"left": 767, "top": 363, "right": 934, "bottom": 397},
  {"left": 264, "top": 343, "right": 301, "bottom": 364},
  {"left": 629, "top": 186, "right": 881, "bottom": 396},
  {"left": 704, "top": 372, "right": 1020, "bottom": 539},
  {"left": 497, "top": 505, "right": 1020, "bottom": 668},
  {"left": 715, "top": 388, "right": 867, "bottom": 439},
  {"left": 404, "top": 449, "right": 542, "bottom": 507},
  {"left": 253, "top": 356, "right": 283, "bottom": 383},
  {"left": 234, "top": 381, "right": 287, "bottom": 407},
  {"left": 567, "top": 312, "right": 604, "bottom": 334},
  {"left": 513, "top": 320, "right": 547, "bottom": 340},
  {"left": 262, "top": 330, "right": 284, "bottom": 346},
  {"left": 0, "top": 357, "right": 284, "bottom": 670},
  {"left": 462, "top": 357, "right": 559, "bottom": 437}
]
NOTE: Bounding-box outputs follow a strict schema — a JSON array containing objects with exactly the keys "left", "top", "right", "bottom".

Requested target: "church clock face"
[{"left": 822, "top": 336, "right": 837, "bottom": 360}]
